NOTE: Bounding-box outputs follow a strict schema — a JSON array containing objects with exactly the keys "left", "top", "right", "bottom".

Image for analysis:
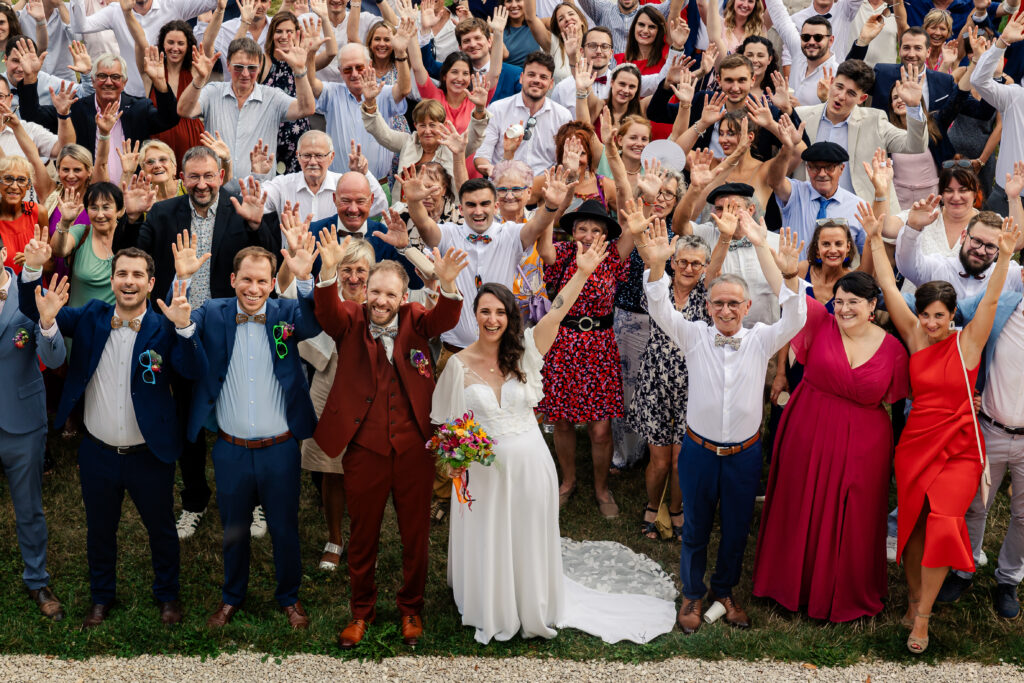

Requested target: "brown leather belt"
[
  {"left": 686, "top": 427, "right": 759, "bottom": 457},
  {"left": 218, "top": 430, "right": 293, "bottom": 449},
  {"left": 442, "top": 342, "right": 463, "bottom": 354}
]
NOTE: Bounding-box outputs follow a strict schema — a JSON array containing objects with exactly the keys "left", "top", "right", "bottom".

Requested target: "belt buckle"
[
  {"left": 577, "top": 316, "right": 595, "bottom": 332},
  {"left": 116, "top": 445, "right": 131, "bottom": 455},
  {"left": 715, "top": 444, "right": 731, "bottom": 456}
]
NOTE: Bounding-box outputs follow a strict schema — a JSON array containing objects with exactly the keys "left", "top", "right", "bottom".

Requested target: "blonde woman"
[
  {"left": 922, "top": 8, "right": 954, "bottom": 73},
  {"left": 722, "top": 0, "right": 769, "bottom": 54}
]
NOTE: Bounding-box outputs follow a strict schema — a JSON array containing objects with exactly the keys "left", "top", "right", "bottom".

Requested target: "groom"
[{"left": 311, "top": 225, "right": 467, "bottom": 649}]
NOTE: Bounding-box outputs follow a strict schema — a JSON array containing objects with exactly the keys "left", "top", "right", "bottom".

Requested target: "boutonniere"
[
  {"left": 410, "top": 349, "right": 431, "bottom": 378},
  {"left": 273, "top": 322, "right": 295, "bottom": 359},
  {"left": 139, "top": 350, "right": 163, "bottom": 385},
  {"left": 12, "top": 328, "right": 29, "bottom": 348}
]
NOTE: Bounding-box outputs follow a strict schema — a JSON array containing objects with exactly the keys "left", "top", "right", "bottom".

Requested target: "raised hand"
[
  {"left": 171, "top": 229, "right": 213, "bottom": 279},
  {"left": 698, "top": 42, "right": 719, "bottom": 77},
  {"left": 50, "top": 81, "right": 79, "bottom": 117},
  {"left": 574, "top": 55, "right": 595, "bottom": 91},
  {"left": 686, "top": 148, "right": 716, "bottom": 188},
  {"left": 859, "top": 12, "right": 885, "bottom": 44},
  {"left": 699, "top": 92, "right": 727, "bottom": 129},
  {"left": 309, "top": 0, "right": 329, "bottom": 18},
  {"left": 190, "top": 46, "right": 219, "bottom": 87},
  {"left": 360, "top": 65, "right": 383, "bottom": 103},
  {"left": 299, "top": 18, "right": 328, "bottom": 56},
  {"left": 816, "top": 65, "right": 834, "bottom": 104},
  {"left": 895, "top": 63, "right": 924, "bottom": 108},
  {"left": 743, "top": 94, "right": 774, "bottom": 129},
  {"left": 906, "top": 193, "right": 940, "bottom": 230},
  {"left": 280, "top": 202, "right": 313, "bottom": 253},
  {"left": 576, "top": 231, "right": 609, "bottom": 274},
  {"left": 541, "top": 165, "right": 579, "bottom": 209},
  {"left": 1004, "top": 161, "right": 1024, "bottom": 198},
  {"left": 668, "top": 67, "right": 696, "bottom": 107},
  {"left": 998, "top": 216, "right": 1021, "bottom": 258},
  {"left": 431, "top": 246, "right": 470, "bottom": 290},
  {"left": 23, "top": 229, "right": 52, "bottom": 270},
  {"left": 1000, "top": 11, "right": 1024, "bottom": 45},
  {"left": 391, "top": 16, "right": 415, "bottom": 56},
  {"left": 438, "top": 120, "right": 468, "bottom": 158},
  {"left": 249, "top": 138, "right": 274, "bottom": 175},
  {"left": 117, "top": 139, "right": 141, "bottom": 176},
  {"left": 378, "top": 208, "right": 411, "bottom": 249},
  {"left": 421, "top": 0, "right": 439, "bottom": 29},
  {"left": 667, "top": 16, "right": 691, "bottom": 48},
  {"left": 941, "top": 39, "right": 960, "bottom": 71},
  {"left": 855, "top": 201, "right": 884, "bottom": 241},
  {"left": 636, "top": 158, "right": 665, "bottom": 201},
  {"left": 26, "top": 0, "right": 46, "bottom": 23},
  {"left": 280, "top": 231, "right": 320, "bottom": 280},
  {"left": 348, "top": 140, "right": 369, "bottom": 174},
  {"left": 122, "top": 174, "right": 157, "bottom": 217},
  {"left": 35, "top": 274, "right": 70, "bottom": 329},
  {"left": 56, "top": 188, "right": 84, "bottom": 222},
  {"left": 280, "top": 33, "right": 311, "bottom": 72},
  {"left": 968, "top": 24, "right": 992, "bottom": 57},
  {"left": 317, "top": 224, "right": 351, "bottom": 276},
  {"left": 68, "top": 41, "right": 93, "bottom": 76},
  {"left": 453, "top": 0, "right": 471, "bottom": 24},
  {"left": 740, "top": 210, "right": 768, "bottom": 247},
  {"left": 466, "top": 72, "right": 489, "bottom": 109},
  {"left": 619, "top": 198, "right": 655, "bottom": 236},
  {"left": 399, "top": 165, "right": 430, "bottom": 202},
  {"left": 767, "top": 70, "right": 793, "bottom": 113},
  {"left": 711, "top": 199, "right": 741, "bottom": 241},
  {"left": 770, "top": 227, "right": 804, "bottom": 276},
  {"left": 488, "top": 5, "right": 509, "bottom": 34},
  {"left": 502, "top": 121, "right": 524, "bottom": 160},
  {"left": 776, "top": 113, "right": 804, "bottom": 149},
  {"left": 95, "top": 100, "right": 122, "bottom": 136},
  {"left": 199, "top": 130, "right": 230, "bottom": 162},
  {"left": 230, "top": 176, "right": 268, "bottom": 226},
  {"left": 12, "top": 38, "right": 45, "bottom": 81},
  {"left": 638, "top": 217, "right": 675, "bottom": 265},
  {"left": 238, "top": 0, "right": 257, "bottom": 26},
  {"left": 156, "top": 280, "right": 194, "bottom": 328},
  {"left": 561, "top": 135, "right": 584, "bottom": 177},
  {"left": 143, "top": 44, "right": 167, "bottom": 88},
  {"left": 863, "top": 147, "right": 894, "bottom": 196}
]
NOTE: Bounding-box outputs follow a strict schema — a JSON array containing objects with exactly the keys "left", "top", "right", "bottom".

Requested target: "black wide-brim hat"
[{"left": 558, "top": 198, "right": 621, "bottom": 240}]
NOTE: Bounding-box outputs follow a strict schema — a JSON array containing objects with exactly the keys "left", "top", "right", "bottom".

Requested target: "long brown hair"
[
  {"left": 473, "top": 284, "right": 526, "bottom": 383},
  {"left": 624, "top": 7, "right": 667, "bottom": 69}
]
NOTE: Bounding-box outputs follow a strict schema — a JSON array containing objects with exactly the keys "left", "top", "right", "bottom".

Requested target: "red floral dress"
[{"left": 538, "top": 240, "right": 629, "bottom": 422}]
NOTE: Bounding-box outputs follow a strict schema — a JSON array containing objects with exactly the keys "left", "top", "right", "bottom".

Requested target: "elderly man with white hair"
[
  {"left": 309, "top": 40, "right": 411, "bottom": 179},
  {"left": 262, "top": 130, "right": 388, "bottom": 223}
]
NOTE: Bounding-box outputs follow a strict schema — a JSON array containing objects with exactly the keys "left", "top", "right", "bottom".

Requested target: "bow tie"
[
  {"left": 821, "top": 12, "right": 832, "bottom": 18},
  {"left": 370, "top": 323, "right": 397, "bottom": 340},
  {"left": 959, "top": 271, "right": 986, "bottom": 281},
  {"left": 466, "top": 233, "right": 492, "bottom": 244},
  {"left": 111, "top": 315, "right": 141, "bottom": 332},
  {"left": 714, "top": 333, "right": 741, "bottom": 350},
  {"left": 339, "top": 230, "right": 364, "bottom": 239},
  {"left": 728, "top": 237, "right": 753, "bottom": 251},
  {"left": 0, "top": 289, "right": 6, "bottom": 301},
  {"left": 594, "top": 75, "right": 607, "bottom": 85},
  {"left": 236, "top": 313, "right": 267, "bottom": 324}
]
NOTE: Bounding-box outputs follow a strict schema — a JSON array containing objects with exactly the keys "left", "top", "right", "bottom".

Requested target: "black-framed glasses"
[
  {"left": 584, "top": 42, "right": 613, "bottom": 52},
  {"left": 0, "top": 174, "right": 29, "bottom": 187},
  {"left": 800, "top": 33, "right": 829, "bottom": 43},
  {"left": 942, "top": 159, "right": 974, "bottom": 169},
  {"left": 966, "top": 233, "right": 999, "bottom": 255},
  {"left": 139, "top": 350, "right": 156, "bottom": 385},
  {"left": 672, "top": 258, "right": 706, "bottom": 271},
  {"left": 522, "top": 116, "right": 538, "bottom": 141},
  {"left": 655, "top": 189, "right": 677, "bottom": 202}
]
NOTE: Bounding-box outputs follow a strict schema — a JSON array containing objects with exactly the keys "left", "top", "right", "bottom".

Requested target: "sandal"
[
  {"left": 669, "top": 510, "right": 684, "bottom": 543},
  {"left": 640, "top": 506, "right": 659, "bottom": 540},
  {"left": 319, "top": 541, "right": 344, "bottom": 571},
  {"left": 907, "top": 612, "right": 930, "bottom": 654},
  {"left": 901, "top": 599, "right": 920, "bottom": 629},
  {"left": 558, "top": 481, "right": 577, "bottom": 509}
]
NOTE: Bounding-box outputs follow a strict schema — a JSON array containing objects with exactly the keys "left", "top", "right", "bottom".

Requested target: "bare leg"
[
  {"left": 321, "top": 473, "right": 346, "bottom": 563},
  {"left": 913, "top": 565, "right": 950, "bottom": 641},
  {"left": 903, "top": 499, "right": 929, "bottom": 624},
  {"left": 588, "top": 420, "right": 613, "bottom": 503},
  {"left": 645, "top": 444, "right": 672, "bottom": 510},
  {"left": 554, "top": 420, "right": 577, "bottom": 496}
]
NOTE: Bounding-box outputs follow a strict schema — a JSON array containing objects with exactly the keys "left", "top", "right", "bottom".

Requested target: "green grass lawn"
[{"left": 0, "top": 430, "right": 1021, "bottom": 665}]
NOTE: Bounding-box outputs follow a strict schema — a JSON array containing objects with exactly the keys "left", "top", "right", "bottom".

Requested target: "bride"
[{"left": 431, "top": 235, "right": 678, "bottom": 645}]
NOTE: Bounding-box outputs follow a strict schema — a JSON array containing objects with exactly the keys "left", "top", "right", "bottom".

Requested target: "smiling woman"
[{"left": 0, "top": 157, "right": 47, "bottom": 276}]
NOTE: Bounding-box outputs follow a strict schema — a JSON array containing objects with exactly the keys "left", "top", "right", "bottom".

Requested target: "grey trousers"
[
  {"left": 611, "top": 307, "right": 650, "bottom": 469},
  {"left": 0, "top": 425, "right": 50, "bottom": 590}
]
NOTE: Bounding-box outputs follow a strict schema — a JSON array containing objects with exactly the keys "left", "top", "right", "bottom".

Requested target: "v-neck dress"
[{"left": 752, "top": 295, "right": 909, "bottom": 622}]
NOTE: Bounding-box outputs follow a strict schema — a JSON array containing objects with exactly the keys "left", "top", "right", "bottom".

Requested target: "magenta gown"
[{"left": 752, "top": 296, "right": 909, "bottom": 622}]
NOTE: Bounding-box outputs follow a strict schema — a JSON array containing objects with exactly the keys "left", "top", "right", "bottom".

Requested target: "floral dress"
[
  {"left": 379, "top": 64, "right": 413, "bottom": 182},
  {"left": 629, "top": 279, "right": 710, "bottom": 446},
  {"left": 265, "top": 56, "right": 310, "bottom": 174},
  {"left": 537, "top": 240, "right": 629, "bottom": 422}
]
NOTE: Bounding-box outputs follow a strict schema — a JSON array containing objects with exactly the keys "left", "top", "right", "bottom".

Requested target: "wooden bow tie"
[
  {"left": 236, "top": 313, "right": 267, "bottom": 324},
  {"left": 110, "top": 315, "right": 141, "bottom": 332}
]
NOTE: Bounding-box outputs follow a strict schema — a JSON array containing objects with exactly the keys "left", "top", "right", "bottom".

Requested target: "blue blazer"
[
  {"left": 0, "top": 268, "right": 66, "bottom": 435},
  {"left": 420, "top": 40, "right": 523, "bottom": 102},
  {"left": 187, "top": 291, "right": 322, "bottom": 442},
  {"left": 17, "top": 279, "right": 203, "bottom": 463},
  {"left": 871, "top": 64, "right": 956, "bottom": 116},
  {"left": 308, "top": 217, "right": 424, "bottom": 289}
]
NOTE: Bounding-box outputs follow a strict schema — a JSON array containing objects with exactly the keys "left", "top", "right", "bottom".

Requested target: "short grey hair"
[
  {"left": 709, "top": 273, "right": 750, "bottom": 300},
  {"left": 182, "top": 145, "right": 223, "bottom": 171},
  {"left": 491, "top": 160, "right": 534, "bottom": 187},
  {"left": 674, "top": 234, "right": 710, "bottom": 262},
  {"left": 298, "top": 129, "right": 334, "bottom": 154},
  {"left": 661, "top": 169, "right": 685, "bottom": 202},
  {"left": 338, "top": 42, "right": 372, "bottom": 65},
  {"left": 93, "top": 53, "right": 127, "bottom": 79}
]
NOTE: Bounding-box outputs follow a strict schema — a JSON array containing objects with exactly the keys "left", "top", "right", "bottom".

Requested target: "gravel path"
[{"left": 1, "top": 653, "right": 1022, "bottom": 682}]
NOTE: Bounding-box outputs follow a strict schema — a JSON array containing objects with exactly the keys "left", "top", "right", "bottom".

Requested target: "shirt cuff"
[
  {"left": 439, "top": 287, "right": 463, "bottom": 301},
  {"left": 778, "top": 285, "right": 797, "bottom": 305},
  {"left": 642, "top": 269, "right": 670, "bottom": 296},
  {"left": 21, "top": 267, "right": 43, "bottom": 283},
  {"left": 175, "top": 322, "right": 196, "bottom": 338},
  {"left": 295, "top": 276, "right": 314, "bottom": 296},
  {"left": 317, "top": 274, "right": 338, "bottom": 288},
  {"left": 906, "top": 105, "right": 924, "bottom": 122},
  {"left": 40, "top": 321, "right": 59, "bottom": 338}
]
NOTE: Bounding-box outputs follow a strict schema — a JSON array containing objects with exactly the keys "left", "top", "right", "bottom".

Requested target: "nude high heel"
[{"left": 907, "top": 612, "right": 930, "bottom": 654}]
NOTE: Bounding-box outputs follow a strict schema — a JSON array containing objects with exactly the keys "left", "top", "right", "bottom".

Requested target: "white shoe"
[
  {"left": 978, "top": 549, "right": 989, "bottom": 568},
  {"left": 250, "top": 505, "right": 267, "bottom": 538},
  {"left": 319, "top": 541, "right": 345, "bottom": 571},
  {"left": 176, "top": 508, "right": 206, "bottom": 540},
  {"left": 886, "top": 535, "right": 898, "bottom": 563}
]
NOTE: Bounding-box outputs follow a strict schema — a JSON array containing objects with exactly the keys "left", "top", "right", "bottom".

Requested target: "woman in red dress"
[
  {"left": 0, "top": 157, "right": 48, "bottom": 275},
  {"left": 865, "top": 205, "right": 1019, "bottom": 653}
]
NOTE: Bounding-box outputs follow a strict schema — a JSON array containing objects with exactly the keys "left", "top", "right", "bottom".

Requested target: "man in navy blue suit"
[
  {"left": 421, "top": 16, "right": 523, "bottom": 102},
  {"left": 851, "top": 26, "right": 957, "bottom": 114},
  {"left": 175, "top": 240, "right": 323, "bottom": 630},
  {"left": 0, "top": 238, "right": 67, "bottom": 622},
  {"left": 19, "top": 244, "right": 202, "bottom": 630}
]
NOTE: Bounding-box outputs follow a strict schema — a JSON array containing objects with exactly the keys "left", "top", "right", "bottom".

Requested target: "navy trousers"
[
  {"left": 211, "top": 437, "right": 301, "bottom": 607},
  {"left": 679, "top": 432, "right": 762, "bottom": 600},
  {"left": 1, "top": 425, "right": 50, "bottom": 590},
  {"left": 78, "top": 437, "right": 180, "bottom": 604}
]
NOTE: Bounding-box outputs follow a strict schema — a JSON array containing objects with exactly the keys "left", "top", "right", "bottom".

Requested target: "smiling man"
[{"left": 766, "top": 0, "right": 838, "bottom": 106}]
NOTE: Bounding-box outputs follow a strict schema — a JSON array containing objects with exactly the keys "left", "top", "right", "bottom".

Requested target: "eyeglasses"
[
  {"left": 943, "top": 159, "right": 974, "bottom": 169},
  {"left": 710, "top": 300, "right": 746, "bottom": 311},
  {"left": 807, "top": 162, "right": 841, "bottom": 174},
  {"left": 816, "top": 217, "right": 850, "bottom": 227},
  {"left": 800, "top": 33, "right": 829, "bottom": 43},
  {"left": 95, "top": 72, "right": 124, "bottom": 82},
  {"left": 584, "top": 42, "right": 613, "bottom": 52},
  {"left": 341, "top": 64, "right": 367, "bottom": 75},
  {"left": 185, "top": 172, "right": 219, "bottom": 183},
  {"left": 0, "top": 92, "right": 12, "bottom": 100},
  {"left": 298, "top": 152, "right": 331, "bottom": 162},
  {"left": 495, "top": 185, "right": 528, "bottom": 195},
  {"left": 966, "top": 233, "right": 999, "bottom": 255},
  {"left": 272, "top": 323, "right": 288, "bottom": 359},
  {"left": 0, "top": 175, "right": 29, "bottom": 187},
  {"left": 655, "top": 189, "right": 677, "bottom": 202},
  {"left": 139, "top": 350, "right": 156, "bottom": 385},
  {"left": 229, "top": 64, "right": 260, "bottom": 74},
  {"left": 522, "top": 116, "right": 538, "bottom": 141},
  {"left": 673, "top": 259, "right": 706, "bottom": 271},
  {"left": 144, "top": 156, "right": 171, "bottom": 166}
]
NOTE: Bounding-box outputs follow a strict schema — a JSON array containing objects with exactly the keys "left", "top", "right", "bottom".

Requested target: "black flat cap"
[
  {"left": 801, "top": 141, "right": 849, "bottom": 163},
  {"left": 707, "top": 182, "right": 755, "bottom": 205}
]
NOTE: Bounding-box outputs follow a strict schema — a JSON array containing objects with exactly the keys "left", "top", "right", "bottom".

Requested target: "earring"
[
  {"left": 869, "top": 312, "right": 876, "bottom": 322},
  {"left": 949, "top": 320, "right": 956, "bottom": 330}
]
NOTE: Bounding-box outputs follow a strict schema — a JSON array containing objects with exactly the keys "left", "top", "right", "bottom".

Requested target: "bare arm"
[
  {"left": 523, "top": 0, "right": 552, "bottom": 52},
  {"left": 203, "top": 1, "right": 228, "bottom": 57},
  {"left": 533, "top": 236, "right": 610, "bottom": 354}
]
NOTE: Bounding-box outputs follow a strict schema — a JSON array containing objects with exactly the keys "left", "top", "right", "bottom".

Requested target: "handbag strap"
[
  {"left": 955, "top": 330, "right": 985, "bottom": 467},
  {"left": 516, "top": 264, "right": 534, "bottom": 297}
]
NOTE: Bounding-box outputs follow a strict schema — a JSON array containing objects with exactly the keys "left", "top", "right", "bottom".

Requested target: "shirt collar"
[
  {"left": 0, "top": 266, "right": 11, "bottom": 296},
  {"left": 335, "top": 218, "right": 368, "bottom": 236},
  {"left": 809, "top": 184, "right": 838, "bottom": 202},
  {"left": 226, "top": 83, "right": 263, "bottom": 103},
  {"left": 819, "top": 108, "right": 850, "bottom": 127},
  {"left": 235, "top": 301, "right": 268, "bottom": 317},
  {"left": 95, "top": 97, "right": 122, "bottom": 114},
  {"left": 190, "top": 196, "right": 219, "bottom": 218}
]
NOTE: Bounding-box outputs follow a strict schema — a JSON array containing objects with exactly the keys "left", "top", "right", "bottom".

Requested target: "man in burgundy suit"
[{"left": 312, "top": 225, "right": 468, "bottom": 649}]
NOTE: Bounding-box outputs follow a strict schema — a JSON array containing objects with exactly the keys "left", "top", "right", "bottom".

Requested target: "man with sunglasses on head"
[{"left": 766, "top": 0, "right": 838, "bottom": 107}]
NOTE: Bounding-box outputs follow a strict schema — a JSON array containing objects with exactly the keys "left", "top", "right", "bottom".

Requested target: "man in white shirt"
[
  {"left": 781, "top": 0, "right": 864, "bottom": 71},
  {"left": 70, "top": 0, "right": 219, "bottom": 97},
  {"left": 896, "top": 210, "right": 1024, "bottom": 299},
  {"left": 18, "top": 0, "right": 75, "bottom": 81},
  {"left": 765, "top": 0, "right": 839, "bottom": 107},
  {"left": 317, "top": 0, "right": 398, "bottom": 84},
  {"left": 212, "top": 0, "right": 271, "bottom": 76},
  {"left": 640, "top": 209, "right": 806, "bottom": 634},
  {"left": 0, "top": 78, "right": 60, "bottom": 161},
  {"left": 474, "top": 51, "right": 572, "bottom": 177}
]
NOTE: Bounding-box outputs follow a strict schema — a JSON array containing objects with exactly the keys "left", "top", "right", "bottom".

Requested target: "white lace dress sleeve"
[
  {"left": 430, "top": 355, "right": 468, "bottom": 425},
  {"left": 521, "top": 327, "right": 545, "bottom": 408}
]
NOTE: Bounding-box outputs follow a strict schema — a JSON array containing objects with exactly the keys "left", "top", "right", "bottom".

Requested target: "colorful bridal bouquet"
[{"left": 426, "top": 412, "right": 496, "bottom": 510}]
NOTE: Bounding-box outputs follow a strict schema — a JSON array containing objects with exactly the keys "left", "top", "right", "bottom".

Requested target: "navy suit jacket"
[
  {"left": 871, "top": 63, "right": 956, "bottom": 116},
  {"left": 420, "top": 40, "right": 522, "bottom": 102},
  {"left": 308, "top": 217, "right": 424, "bottom": 289},
  {"left": 187, "top": 291, "right": 322, "bottom": 442},
  {"left": 0, "top": 268, "right": 66, "bottom": 435},
  {"left": 17, "top": 282, "right": 203, "bottom": 463}
]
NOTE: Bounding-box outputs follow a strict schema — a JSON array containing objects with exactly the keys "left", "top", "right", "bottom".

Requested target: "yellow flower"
[{"left": 454, "top": 428, "right": 466, "bottom": 438}]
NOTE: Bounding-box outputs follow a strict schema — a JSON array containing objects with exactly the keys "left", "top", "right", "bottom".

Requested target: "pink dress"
[{"left": 752, "top": 296, "right": 909, "bottom": 622}]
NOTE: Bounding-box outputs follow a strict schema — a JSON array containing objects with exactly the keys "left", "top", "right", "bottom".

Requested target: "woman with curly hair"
[{"left": 741, "top": 35, "right": 780, "bottom": 99}]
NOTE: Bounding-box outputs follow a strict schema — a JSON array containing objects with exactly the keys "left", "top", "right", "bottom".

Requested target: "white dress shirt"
[
  {"left": 0, "top": 122, "right": 58, "bottom": 162},
  {"left": 436, "top": 219, "right": 529, "bottom": 348},
  {"left": 766, "top": 0, "right": 841, "bottom": 106},
  {"left": 971, "top": 45, "right": 1024, "bottom": 196},
  {"left": 645, "top": 271, "right": 806, "bottom": 443},
  {"left": 895, "top": 225, "right": 1024, "bottom": 298},
  {"left": 70, "top": 0, "right": 218, "bottom": 97},
  {"left": 693, "top": 222, "right": 781, "bottom": 326},
  {"left": 477, "top": 95, "right": 572, "bottom": 174},
  {"left": 895, "top": 208, "right": 961, "bottom": 296},
  {"left": 263, "top": 169, "right": 388, "bottom": 223},
  {"left": 84, "top": 309, "right": 148, "bottom": 447},
  {"left": 983, "top": 298, "right": 1024, "bottom": 427}
]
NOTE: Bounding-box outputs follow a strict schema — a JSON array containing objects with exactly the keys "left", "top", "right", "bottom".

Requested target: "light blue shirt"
[
  {"left": 316, "top": 82, "right": 406, "bottom": 179},
  {"left": 778, "top": 179, "right": 866, "bottom": 259},
  {"left": 816, "top": 113, "right": 853, "bottom": 194}
]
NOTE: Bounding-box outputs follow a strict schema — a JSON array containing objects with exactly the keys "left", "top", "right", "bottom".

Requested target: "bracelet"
[
  {"left": 192, "top": 80, "right": 204, "bottom": 90},
  {"left": 881, "top": 235, "right": 898, "bottom": 245},
  {"left": 636, "top": 241, "right": 649, "bottom": 248},
  {"left": 543, "top": 204, "right": 558, "bottom": 212},
  {"left": 23, "top": 265, "right": 41, "bottom": 273},
  {"left": 292, "top": 69, "right": 308, "bottom": 79},
  {"left": 56, "top": 112, "right": 70, "bottom": 120},
  {"left": 394, "top": 56, "right": 409, "bottom": 62},
  {"left": 575, "top": 89, "right": 590, "bottom": 99},
  {"left": 873, "top": 195, "right": 887, "bottom": 202},
  {"left": 240, "top": 19, "right": 251, "bottom": 26},
  {"left": 781, "top": 270, "right": 799, "bottom": 279},
  {"left": 98, "top": 133, "right": 110, "bottom": 140},
  {"left": 56, "top": 227, "right": 69, "bottom": 234}
]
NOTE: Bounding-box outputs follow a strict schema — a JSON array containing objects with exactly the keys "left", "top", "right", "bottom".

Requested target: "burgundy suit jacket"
[{"left": 312, "top": 281, "right": 462, "bottom": 458}]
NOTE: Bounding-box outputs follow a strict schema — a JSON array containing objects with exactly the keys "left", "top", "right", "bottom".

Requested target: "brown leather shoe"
[
  {"left": 81, "top": 603, "right": 112, "bottom": 629},
  {"left": 28, "top": 586, "right": 64, "bottom": 622},
  {"left": 206, "top": 601, "right": 239, "bottom": 628},
  {"left": 338, "top": 619, "right": 370, "bottom": 649},
  {"left": 159, "top": 600, "right": 183, "bottom": 625},
  {"left": 401, "top": 614, "right": 424, "bottom": 646},
  {"left": 281, "top": 601, "right": 309, "bottom": 630},
  {"left": 711, "top": 593, "right": 751, "bottom": 629},
  {"left": 677, "top": 598, "right": 703, "bottom": 634}
]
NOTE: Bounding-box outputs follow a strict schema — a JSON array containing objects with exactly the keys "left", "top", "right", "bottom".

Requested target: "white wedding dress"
[{"left": 431, "top": 329, "right": 678, "bottom": 645}]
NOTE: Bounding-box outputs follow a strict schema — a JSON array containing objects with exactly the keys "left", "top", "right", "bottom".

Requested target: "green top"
[{"left": 67, "top": 223, "right": 115, "bottom": 308}]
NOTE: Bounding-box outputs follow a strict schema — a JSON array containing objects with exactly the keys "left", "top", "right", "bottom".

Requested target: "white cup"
[{"left": 704, "top": 600, "right": 726, "bottom": 624}]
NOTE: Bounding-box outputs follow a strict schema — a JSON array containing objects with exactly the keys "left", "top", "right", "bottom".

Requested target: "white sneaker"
[
  {"left": 978, "top": 549, "right": 989, "bottom": 568},
  {"left": 250, "top": 505, "right": 267, "bottom": 538},
  {"left": 886, "top": 535, "right": 898, "bottom": 563},
  {"left": 176, "top": 508, "right": 206, "bottom": 540}
]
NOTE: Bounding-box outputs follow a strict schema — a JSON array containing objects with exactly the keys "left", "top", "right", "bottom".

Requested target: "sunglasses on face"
[
  {"left": 341, "top": 64, "right": 367, "bottom": 75},
  {"left": 800, "top": 33, "right": 829, "bottom": 43},
  {"left": 230, "top": 64, "right": 260, "bottom": 74}
]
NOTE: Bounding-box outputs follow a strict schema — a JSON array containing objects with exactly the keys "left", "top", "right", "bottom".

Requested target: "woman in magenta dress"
[{"left": 753, "top": 271, "right": 908, "bottom": 622}]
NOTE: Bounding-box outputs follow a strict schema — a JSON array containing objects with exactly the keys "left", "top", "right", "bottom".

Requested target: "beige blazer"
[{"left": 794, "top": 103, "right": 929, "bottom": 214}]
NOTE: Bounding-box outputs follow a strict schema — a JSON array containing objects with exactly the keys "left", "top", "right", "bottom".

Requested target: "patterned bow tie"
[
  {"left": 236, "top": 313, "right": 267, "bottom": 324},
  {"left": 714, "top": 333, "right": 741, "bottom": 350},
  {"left": 0, "top": 289, "right": 6, "bottom": 301},
  {"left": 466, "top": 233, "right": 492, "bottom": 244},
  {"left": 111, "top": 315, "right": 141, "bottom": 332},
  {"left": 728, "top": 237, "right": 753, "bottom": 251},
  {"left": 959, "top": 271, "right": 985, "bottom": 281},
  {"left": 594, "top": 75, "right": 607, "bottom": 84},
  {"left": 370, "top": 323, "right": 397, "bottom": 340}
]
